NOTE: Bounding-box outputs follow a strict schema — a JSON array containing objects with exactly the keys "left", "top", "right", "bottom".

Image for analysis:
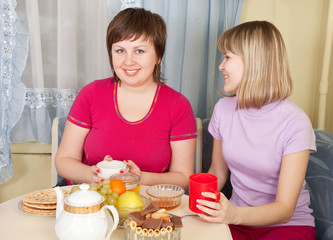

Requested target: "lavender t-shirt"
[{"left": 208, "top": 97, "right": 316, "bottom": 227}]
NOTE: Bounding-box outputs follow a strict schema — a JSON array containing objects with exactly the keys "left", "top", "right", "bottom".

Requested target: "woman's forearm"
[
  {"left": 140, "top": 171, "right": 190, "bottom": 189},
  {"left": 208, "top": 139, "right": 229, "bottom": 190},
  {"left": 55, "top": 157, "right": 92, "bottom": 184},
  {"left": 231, "top": 201, "right": 294, "bottom": 226},
  {"left": 208, "top": 167, "right": 229, "bottom": 190}
]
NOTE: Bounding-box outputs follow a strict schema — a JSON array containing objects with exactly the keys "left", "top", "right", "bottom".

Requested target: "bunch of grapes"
[
  {"left": 90, "top": 179, "right": 119, "bottom": 205},
  {"left": 70, "top": 179, "right": 119, "bottom": 206}
]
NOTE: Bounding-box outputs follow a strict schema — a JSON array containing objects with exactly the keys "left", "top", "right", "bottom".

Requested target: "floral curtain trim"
[
  {"left": 0, "top": 0, "right": 29, "bottom": 184},
  {"left": 9, "top": 88, "right": 80, "bottom": 145},
  {"left": 24, "top": 87, "right": 80, "bottom": 142},
  {"left": 25, "top": 88, "right": 80, "bottom": 109}
]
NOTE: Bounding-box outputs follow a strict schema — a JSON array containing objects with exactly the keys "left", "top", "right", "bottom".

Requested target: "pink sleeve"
[
  {"left": 169, "top": 94, "right": 197, "bottom": 141},
  {"left": 67, "top": 83, "right": 93, "bottom": 129}
]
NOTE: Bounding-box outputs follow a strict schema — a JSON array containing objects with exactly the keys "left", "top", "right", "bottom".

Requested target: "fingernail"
[
  {"left": 120, "top": 170, "right": 124, "bottom": 173},
  {"left": 101, "top": 179, "right": 104, "bottom": 182},
  {"left": 97, "top": 169, "right": 100, "bottom": 173}
]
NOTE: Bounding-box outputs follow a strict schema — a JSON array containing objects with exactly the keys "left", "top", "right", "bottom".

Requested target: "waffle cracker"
[
  {"left": 21, "top": 202, "right": 56, "bottom": 215},
  {"left": 21, "top": 187, "right": 71, "bottom": 215},
  {"left": 22, "top": 188, "right": 70, "bottom": 205},
  {"left": 23, "top": 201, "right": 57, "bottom": 209},
  {"left": 22, "top": 188, "right": 57, "bottom": 204}
]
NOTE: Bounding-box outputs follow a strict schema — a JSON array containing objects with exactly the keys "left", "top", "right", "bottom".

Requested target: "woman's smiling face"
[
  {"left": 112, "top": 36, "right": 159, "bottom": 87},
  {"left": 219, "top": 51, "right": 244, "bottom": 93}
]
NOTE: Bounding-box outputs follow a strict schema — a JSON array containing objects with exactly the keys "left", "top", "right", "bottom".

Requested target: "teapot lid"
[{"left": 65, "top": 183, "right": 104, "bottom": 207}]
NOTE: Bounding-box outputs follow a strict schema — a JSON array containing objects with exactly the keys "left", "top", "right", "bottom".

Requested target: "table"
[{"left": 0, "top": 186, "right": 233, "bottom": 240}]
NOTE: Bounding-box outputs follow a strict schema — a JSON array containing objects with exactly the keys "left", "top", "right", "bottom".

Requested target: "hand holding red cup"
[{"left": 189, "top": 173, "right": 220, "bottom": 214}]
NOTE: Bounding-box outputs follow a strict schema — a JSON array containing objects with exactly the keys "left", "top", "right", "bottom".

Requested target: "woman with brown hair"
[{"left": 55, "top": 8, "right": 196, "bottom": 190}]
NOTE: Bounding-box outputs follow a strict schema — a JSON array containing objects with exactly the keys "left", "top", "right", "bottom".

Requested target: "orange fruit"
[{"left": 110, "top": 179, "right": 126, "bottom": 196}]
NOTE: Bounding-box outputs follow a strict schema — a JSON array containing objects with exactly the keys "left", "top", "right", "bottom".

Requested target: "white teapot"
[{"left": 54, "top": 183, "right": 119, "bottom": 240}]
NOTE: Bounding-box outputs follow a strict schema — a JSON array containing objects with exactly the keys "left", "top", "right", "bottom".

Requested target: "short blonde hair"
[{"left": 218, "top": 21, "right": 292, "bottom": 109}]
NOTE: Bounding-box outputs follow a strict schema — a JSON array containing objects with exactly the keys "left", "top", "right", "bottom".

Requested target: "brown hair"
[
  {"left": 218, "top": 21, "right": 293, "bottom": 109},
  {"left": 106, "top": 8, "right": 166, "bottom": 83}
]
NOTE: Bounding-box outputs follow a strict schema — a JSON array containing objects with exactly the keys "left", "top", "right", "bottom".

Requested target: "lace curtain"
[
  {"left": 0, "top": 0, "right": 28, "bottom": 183},
  {"left": 0, "top": 0, "right": 243, "bottom": 183}
]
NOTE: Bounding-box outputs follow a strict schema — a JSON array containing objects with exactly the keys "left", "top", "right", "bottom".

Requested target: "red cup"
[{"left": 189, "top": 173, "right": 221, "bottom": 214}]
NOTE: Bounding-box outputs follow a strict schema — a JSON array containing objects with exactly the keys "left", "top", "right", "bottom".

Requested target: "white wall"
[
  {"left": 241, "top": 0, "right": 332, "bottom": 132},
  {"left": 0, "top": 143, "right": 52, "bottom": 203}
]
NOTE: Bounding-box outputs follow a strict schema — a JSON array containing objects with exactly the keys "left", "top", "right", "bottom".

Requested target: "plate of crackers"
[{"left": 19, "top": 186, "right": 71, "bottom": 216}]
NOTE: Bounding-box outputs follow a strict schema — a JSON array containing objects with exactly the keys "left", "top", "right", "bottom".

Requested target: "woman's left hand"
[
  {"left": 124, "top": 160, "right": 142, "bottom": 179},
  {"left": 196, "top": 192, "right": 234, "bottom": 224}
]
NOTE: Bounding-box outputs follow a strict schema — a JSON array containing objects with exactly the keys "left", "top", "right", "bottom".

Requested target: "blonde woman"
[{"left": 198, "top": 21, "right": 316, "bottom": 240}]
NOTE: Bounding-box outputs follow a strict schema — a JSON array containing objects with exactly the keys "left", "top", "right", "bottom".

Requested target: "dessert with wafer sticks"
[{"left": 125, "top": 201, "right": 182, "bottom": 240}]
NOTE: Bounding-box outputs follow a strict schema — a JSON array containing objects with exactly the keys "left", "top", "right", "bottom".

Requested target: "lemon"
[{"left": 116, "top": 191, "right": 145, "bottom": 219}]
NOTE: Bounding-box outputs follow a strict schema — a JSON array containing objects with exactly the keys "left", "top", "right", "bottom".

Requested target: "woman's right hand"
[
  {"left": 92, "top": 154, "right": 113, "bottom": 184},
  {"left": 90, "top": 165, "right": 104, "bottom": 184}
]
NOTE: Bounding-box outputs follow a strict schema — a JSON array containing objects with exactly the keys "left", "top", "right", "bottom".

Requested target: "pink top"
[
  {"left": 209, "top": 97, "right": 316, "bottom": 227},
  {"left": 68, "top": 77, "right": 196, "bottom": 173}
]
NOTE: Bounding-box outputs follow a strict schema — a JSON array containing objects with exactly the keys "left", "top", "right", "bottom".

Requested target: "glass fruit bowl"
[
  {"left": 116, "top": 194, "right": 151, "bottom": 228},
  {"left": 146, "top": 184, "right": 184, "bottom": 210}
]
